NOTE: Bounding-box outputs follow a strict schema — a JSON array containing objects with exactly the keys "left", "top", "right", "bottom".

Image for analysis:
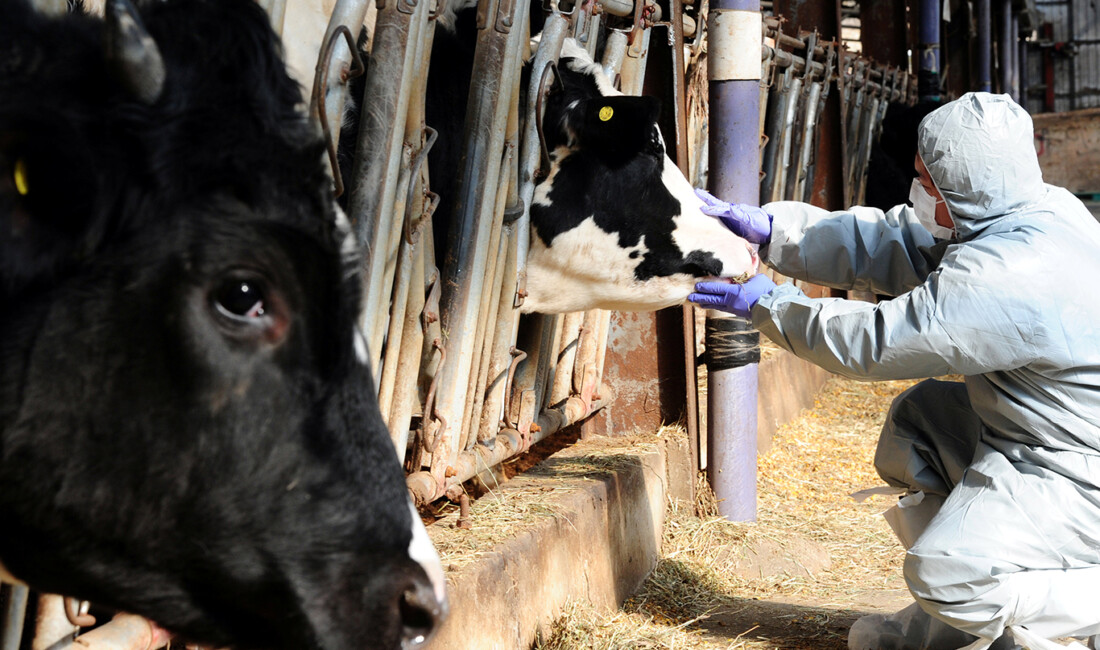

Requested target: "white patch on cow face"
[
  {"left": 407, "top": 501, "right": 447, "bottom": 608},
  {"left": 353, "top": 325, "right": 369, "bottom": 365},
  {"left": 333, "top": 204, "right": 357, "bottom": 259},
  {"left": 660, "top": 155, "right": 760, "bottom": 278},
  {"left": 523, "top": 218, "right": 693, "bottom": 313}
]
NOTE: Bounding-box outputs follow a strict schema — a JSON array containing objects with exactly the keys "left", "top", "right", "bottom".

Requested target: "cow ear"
[
  {"left": 574, "top": 95, "right": 662, "bottom": 157},
  {"left": 2, "top": 119, "right": 101, "bottom": 290}
]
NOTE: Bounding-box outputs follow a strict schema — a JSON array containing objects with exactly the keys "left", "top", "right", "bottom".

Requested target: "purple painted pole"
[
  {"left": 706, "top": 0, "right": 761, "bottom": 521},
  {"left": 919, "top": 0, "right": 941, "bottom": 99},
  {"left": 977, "top": 0, "right": 992, "bottom": 92}
]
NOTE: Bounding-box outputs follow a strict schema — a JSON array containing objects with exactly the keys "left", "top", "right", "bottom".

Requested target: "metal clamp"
[
  {"left": 502, "top": 347, "right": 528, "bottom": 429},
  {"left": 535, "top": 61, "right": 565, "bottom": 180},
  {"left": 403, "top": 126, "right": 440, "bottom": 245},
  {"left": 313, "top": 25, "right": 367, "bottom": 199},
  {"left": 420, "top": 339, "right": 448, "bottom": 455}
]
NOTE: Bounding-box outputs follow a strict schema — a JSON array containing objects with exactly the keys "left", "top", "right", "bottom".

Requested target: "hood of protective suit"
[{"left": 917, "top": 92, "right": 1045, "bottom": 239}]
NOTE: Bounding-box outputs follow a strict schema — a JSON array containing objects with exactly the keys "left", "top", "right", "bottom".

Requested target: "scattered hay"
[
  {"left": 533, "top": 600, "right": 711, "bottom": 650},
  {"left": 536, "top": 375, "right": 931, "bottom": 648},
  {"left": 429, "top": 434, "right": 661, "bottom": 571}
]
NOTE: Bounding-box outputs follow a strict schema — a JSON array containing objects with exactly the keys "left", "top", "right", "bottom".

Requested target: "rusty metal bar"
[
  {"left": 461, "top": 136, "right": 519, "bottom": 452},
  {"left": 549, "top": 312, "right": 584, "bottom": 407},
  {"left": 407, "top": 395, "right": 611, "bottom": 505},
  {"left": 430, "top": 0, "right": 531, "bottom": 489},
  {"left": 476, "top": 85, "right": 525, "bottom": 448},
  {"left": 516, "top": 15, "right": 568, "bottom": 309},
  {"left": 350, "top": 0, "right": 430, "bottom": 374},
  {"left": 309, "top": 0, "right": 374, "bottom": 167}
]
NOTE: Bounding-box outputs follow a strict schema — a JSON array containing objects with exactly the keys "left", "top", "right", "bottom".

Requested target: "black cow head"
[
  {"left": 523, "top": 40, "right": 758, "bottom": 313},
  {"left": 0, "top": 0, "right": 444, "bottom": 648}
]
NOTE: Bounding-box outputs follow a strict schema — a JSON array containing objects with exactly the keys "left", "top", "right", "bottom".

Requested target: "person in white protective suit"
[{"left": 689, "top": 92, "right": 1100, "bottom": 650}]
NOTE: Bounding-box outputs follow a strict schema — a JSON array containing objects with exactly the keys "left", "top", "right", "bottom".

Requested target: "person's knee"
[{"left": 904, "top": 547, "right": 983, "bottom": 607}]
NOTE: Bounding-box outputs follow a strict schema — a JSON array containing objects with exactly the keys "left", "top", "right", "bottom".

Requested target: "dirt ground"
[{"left": 535, "top": 375, "right": 922, "bottom": 649}]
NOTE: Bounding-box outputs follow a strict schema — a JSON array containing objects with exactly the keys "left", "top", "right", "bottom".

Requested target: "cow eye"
[
  {"left": 207, "top": 273, "right": 290, "bottom": 344},
  {"left": 213, "top": 279, "right": 267, "bottom": 320}
]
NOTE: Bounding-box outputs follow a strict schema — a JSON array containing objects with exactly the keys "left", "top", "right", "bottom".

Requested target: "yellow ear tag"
[
  {"left": 14, "top": 158, "right": 29, "bottom": 196},
  {"left": 599, "top": 106, "right": 614, "bottom": 122}
]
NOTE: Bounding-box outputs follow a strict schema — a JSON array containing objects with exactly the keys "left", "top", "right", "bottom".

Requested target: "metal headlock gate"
[{"left": 2, "top": 0, "right": 913, "bottom": 647}]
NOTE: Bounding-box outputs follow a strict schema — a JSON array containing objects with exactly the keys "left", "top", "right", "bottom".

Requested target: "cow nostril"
[{"left": 398, "top": 584, "right": 441, "bottom": 647}]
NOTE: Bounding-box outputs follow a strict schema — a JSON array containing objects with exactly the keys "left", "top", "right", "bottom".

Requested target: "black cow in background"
[
  {"left": 864, "top": 99, "right": 944, "bottom": 212},
  {"left": 0, "top": 0, "right": 445, "bottom": 648}
]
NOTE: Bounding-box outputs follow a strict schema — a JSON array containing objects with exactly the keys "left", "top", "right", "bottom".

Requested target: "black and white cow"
[
  {"left": 522, "top": 40, "right": 758, "bottom": 313},
  {"left": 0, "top": 0, "right": 444, "bottom": 648}
]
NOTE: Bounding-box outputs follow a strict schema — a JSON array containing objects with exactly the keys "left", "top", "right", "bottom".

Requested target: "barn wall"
[{"left": 1033, "top": 107, "right": 1100, "bottom": 194}]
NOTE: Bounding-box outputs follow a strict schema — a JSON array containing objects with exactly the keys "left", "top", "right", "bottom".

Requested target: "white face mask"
[{"left": 909, "top": 179, "right": 955, "bottom": 240}]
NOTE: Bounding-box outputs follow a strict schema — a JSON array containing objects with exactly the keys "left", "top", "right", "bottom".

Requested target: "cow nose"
[{"left": 398, "top": 576, "right": 446, "bottom": 648}]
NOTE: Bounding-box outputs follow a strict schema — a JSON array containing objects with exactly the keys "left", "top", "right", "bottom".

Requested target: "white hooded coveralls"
[{"left": 751, "top": 93, "right": 1100, "bottom": 648}]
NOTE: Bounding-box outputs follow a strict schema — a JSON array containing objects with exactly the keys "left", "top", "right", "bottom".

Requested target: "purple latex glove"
[
  {"left": 688, "top": 274, "right": 777, "bottom": 318},
  {"left": 694, "top": 188, "right": 772, "bottom": 246}
]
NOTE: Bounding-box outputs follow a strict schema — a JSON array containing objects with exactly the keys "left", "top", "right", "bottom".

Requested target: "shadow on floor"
[{"left": 631, "top": 558, "right": 868, "bottom": 649}]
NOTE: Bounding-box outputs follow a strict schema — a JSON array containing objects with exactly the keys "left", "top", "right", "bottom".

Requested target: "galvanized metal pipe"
[
  {"left": 854, "top": 95, "right": 881, "bottom": 204},
  {"left": 619, "top": 28, "right": 652, "bottom": 96},
  {"left": 573, "top": 310, "right": 603, "bottom": 402},
  {"left": 2, "top": 584, "right": 29, "bottom": 650},
  {"left": 599, "top": 0, "right": 634, "bottom": 17},
  {"left": 550, "top": 312, "right": 584, "bottom": 407},
  {"left": 385, "top": 232, "right": 427, "bottom": 454},
  {"left": 773, "top": 74, "right": 803, "bottom": 201},
  {"left": 476, "top": 85, "right": 526, "bottom": 447},
  {"left": 977, "top": 0, "right": 992, "bottom": 92},
  {"left": 476, "top": 222, "right": 522, "bottom": 446},
  {"left": 350, "top": 0, "right": 429, "bottom": 373},
  {"left": 461, "top": 138, "right": 519, "bottom": 452},
  {"left": 760, "top": 66, "right": 793, "bottom": 202},
  {"left": 375, "top": 20, "right": 435, "bottom": 437},
  {"left": 707, "top": 0, "right": 761, "bottom": 521},
  {"left": 602, "top": 31, "right": 630, "bottom": 84},
  {"left": 309, "top": 0, "right": 374, "bottom": 152},
  {"left": 789, "top": 79, "right": 822, "bottom": 201},
  {"left": 801, "top": 56, "right": 833, "bottom": 203},
  {"left": 516, "top": 13, "right": 568, "bottom": 310},
  {"left": 431, "top": 0, "right": 531, "bottom": 489}
]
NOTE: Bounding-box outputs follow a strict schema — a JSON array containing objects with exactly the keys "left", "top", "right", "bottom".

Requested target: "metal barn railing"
[
  {"left": 758, "top": 18, "right": 915, "bottom": 209},
  {"left": 333, "top": 0, "right": 651, "bottom": 507},
  {"left": 1, "top": 1, "right": 916, "bottom": 648}
]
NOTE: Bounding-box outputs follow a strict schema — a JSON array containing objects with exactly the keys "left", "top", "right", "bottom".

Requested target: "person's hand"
[
  {"left": 688, "top": 274, "right": 777, "bottom": 318},
  {"left": 694, "top": 188, "right": 772, "bottom": 245}
]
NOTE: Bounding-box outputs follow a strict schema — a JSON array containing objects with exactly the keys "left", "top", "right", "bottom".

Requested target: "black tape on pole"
[{"left": 705, "top": 316, "right": 760, "bottom": 371}]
